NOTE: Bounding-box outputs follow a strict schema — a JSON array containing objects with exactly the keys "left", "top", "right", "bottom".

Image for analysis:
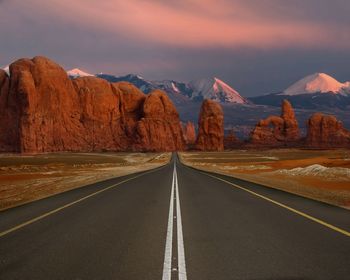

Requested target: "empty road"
[{"left": 0, "top": 154, "right": 349, "bottom": 279}]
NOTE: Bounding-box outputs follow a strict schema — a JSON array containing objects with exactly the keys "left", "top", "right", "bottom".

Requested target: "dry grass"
[
  {"left": 179, "top": 150, "right": 350, "bottom": 209},
  {"left": 0, "top": 152, "right": 171, "bottom": 211}
]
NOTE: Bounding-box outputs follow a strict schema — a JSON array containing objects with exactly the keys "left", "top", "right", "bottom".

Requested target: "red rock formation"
[
  {"left": 0, "top": 56, "right": 86, "bottom": 153},
  {"left": 134, "top": 90, "right": 185, "bottom": 151},
  {"left": 73, "top": 77, "right": 125, "bottom": 151},
  {"left": 306, "top": 113, "right": 350, "bottom": 148},
  {"left": 195, "top": 99, "right": 224, "bottom": 151},
  {"left": 0, "top": 56, "right": 186, "bottom": 153},
  {"left": 250, "top": 100, "right": 300, "bottom": 146},
  {"left": 224, "top": 129, "right": 241, "bottom": 149},
  {"left": 182, "top": 121, "right": 196, "bottom": 145},
  {"left": 0, "top": 69, "right": 13, "bottom": 152}
]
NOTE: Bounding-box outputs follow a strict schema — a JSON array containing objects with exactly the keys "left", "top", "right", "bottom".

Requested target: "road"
[{"left": 0, "top": 154, "right": 349, "bottom": 279}]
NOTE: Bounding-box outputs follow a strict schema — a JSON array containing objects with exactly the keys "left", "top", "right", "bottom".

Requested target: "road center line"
[
  {"left": 0, "top": 165, "right": 166, "bottom": 239},
  {"left": 175, "top": 164, "right": 188, "bottom": 280},
  {"left": 162, "top": 161, "right": 187, "bottom": 280},
  {"left": 202, "top": 171, "right": 350, "bottom": 238}
]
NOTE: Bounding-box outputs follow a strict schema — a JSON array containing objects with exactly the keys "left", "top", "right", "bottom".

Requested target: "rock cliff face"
[
  {"left": 306, "top": 113, "right": 350, "bottom": 148},
  {"left": 0, "top": 57, "right": 85, "bottom": 152},
  {"left": 250, "top": 100, "right": 300, "bottom": 146},
  {"left": 0, "top": 56, "right": 185, "bottom": 153},
  {"left": 0, "top": 69, "right": 12, "bottom": 152},
  {"left": 134, "top": 90, "right": 185, "bottom": 151},
  {"left": 182, "top": 121, "right": 196, "bottom": 145},
  {"left": 195, "top": 100, "right": 224, "bottom": 151}
]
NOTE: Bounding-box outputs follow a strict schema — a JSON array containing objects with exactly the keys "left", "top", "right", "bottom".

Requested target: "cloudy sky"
[{"left": 1, "top": 0, "right": 350, "bottom": 96}]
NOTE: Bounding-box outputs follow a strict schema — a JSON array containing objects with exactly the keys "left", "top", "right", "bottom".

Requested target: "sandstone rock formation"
[
  {"left": 249, "top": 100, "right": 300, "bottom": 146},
  {"left": 0, "top": 56, "right": 185, "bottom": 153},
  {"left": 134, "top": 90, "right": 185, "bottom": 151},
  {"left": 195, "top": 99, "right": 224, "bottom": 151},
  {"left": 182, "top": 121, "right": 196, "bottom": 145},
  {"left": 306, "top": 113, "right": 350, "bottom": 148},
  {"left": 0, "top": 69, "right": 12, "bottom": 152},
  {"left": 224, "top": 129, "right": 241, "bottom": 149},
  {"left": 0, "top": 56, "right": 86, "bottom": 153}
]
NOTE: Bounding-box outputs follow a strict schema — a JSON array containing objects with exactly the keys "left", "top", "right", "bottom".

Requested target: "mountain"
[
  {"left": 3, "top": 65, "right": 9, "bottom": 75},
  {"left": 249, "top": 73, "right": 350, "bottom": 110},
  {"left": 96, "top": 74, "right": 157, "bottom": 93},
  {"left": 67, "top": 68, "right": 93, "bottom": 78},
  {"left": 94, "top": 73, "right": 248, "bottom": 104},
  {"left": 188, "top": 77, "right": 247, "bottom": 103},
  {"left": 281, "top": 73, "right": 350, "bottom": 96}
]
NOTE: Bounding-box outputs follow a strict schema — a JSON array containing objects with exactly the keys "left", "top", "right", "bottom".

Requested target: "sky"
[{"left": 0, "top": 0, "right": 350, "bottom": 96}]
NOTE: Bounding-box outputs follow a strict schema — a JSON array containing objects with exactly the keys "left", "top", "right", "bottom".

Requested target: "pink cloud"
[{"left": 12, "top": 0, "right": 350, "bottom": 49}]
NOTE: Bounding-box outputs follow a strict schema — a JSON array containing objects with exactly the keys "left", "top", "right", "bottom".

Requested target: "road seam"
[
  {"left": 162, "top": 161, "right": 188, "bottom": 280},
  {"left": 202, "top": 172, "right": 350, "bottom": 238},
  {"left": 0, "top": 165, "right": 167, "bottom": 238}
]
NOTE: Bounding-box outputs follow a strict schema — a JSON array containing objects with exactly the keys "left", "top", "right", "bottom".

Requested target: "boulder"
[{"left": 195, "top": 99, "right": 224, "bottom": 151}]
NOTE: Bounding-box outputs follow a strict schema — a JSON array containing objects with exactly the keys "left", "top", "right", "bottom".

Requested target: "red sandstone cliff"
[
  {"left": 306, "top": 113, "right": 350, "bottom": 148},
  {"left": 250, "top": 100, "right": 300, "bottom": 146},
  {"left": 134, "top": 90, "right": 185, "bottom": 151},
  {"left": 0, "top": 56, "right": 86, "bottom": 152},
  {"left": 195, "top": 99, "right": 224, "bottom": 151},
  {"left": 0, "top": 56, "right": 185, "bottom": 153}
]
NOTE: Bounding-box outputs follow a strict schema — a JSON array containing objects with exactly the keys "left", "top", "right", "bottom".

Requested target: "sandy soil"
[
  {"left": 179, "top": 150, "right": 350, "bottom": 209},
  {"left": 0, "top": 152, "right": 171, "bottom": 211}
]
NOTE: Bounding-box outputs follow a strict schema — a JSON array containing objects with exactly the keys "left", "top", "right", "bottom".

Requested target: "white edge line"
[
  {"left": 162, "top": 164, "right": 175, "bottom": 280},
  {"left": 175, "top": 163, "right": 188, "bottom": 280}
]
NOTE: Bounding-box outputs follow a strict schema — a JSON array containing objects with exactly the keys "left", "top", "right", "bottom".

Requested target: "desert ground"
[
  {"left": 0, "top": 152, "right": 171, "bottom": 210},
  {"left": 179, "top": 150, "right": 350, "bottom": 209}
]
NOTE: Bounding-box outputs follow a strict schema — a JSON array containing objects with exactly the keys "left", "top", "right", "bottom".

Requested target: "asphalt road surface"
[{"left": 0, "top": 154, "right": 349, "bottom": 279}]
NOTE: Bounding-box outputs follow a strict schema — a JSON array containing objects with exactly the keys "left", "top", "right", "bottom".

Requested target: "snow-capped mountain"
[
  {"left": 281, "top": 73, "right": 350, "bottom": 96},
  {"left": 96, "top": 74, "right": 157, "bottom": 93},
  {"left": 188, "top": 77, "right": 247, "bottom": 103},
  {"left": 249, "top": 73, "right": 350, "bottom": 110},
  {"left": 3, "top": 65, "right": 9, "bottom": 75},
  {"left": 95, "top": 73, "right": 247, "bottom": 104},
  {"left": 67, "top": 68, "right": 93, "bottom": 78}
]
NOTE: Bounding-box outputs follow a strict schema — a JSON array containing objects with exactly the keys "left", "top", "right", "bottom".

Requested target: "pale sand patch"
[
  {"left": 0, "top": 153, "right": 171, "bottom": 211},
  {"left": 179, "top": 150, "right": 350, "bottom": 209}
]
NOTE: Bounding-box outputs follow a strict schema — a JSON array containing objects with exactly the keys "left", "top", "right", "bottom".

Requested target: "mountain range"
[
  {"left": 68, "top": 69, "right": 248, "bottom": 105},
  {"left": 67, "top": 68, "right": 350, "bottom": 110}
]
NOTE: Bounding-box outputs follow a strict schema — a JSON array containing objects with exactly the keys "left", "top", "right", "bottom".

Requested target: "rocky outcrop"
[
  {"left": 134, "top": 90, "right": 185, "bottom": 151},
  {"left": 249, "top": 100, "right": 300, "bottom": 146},
  {"left": 306, "top": 113, "right": 350, "bottom": 148},
  {"left": 0, "top": 56, "right": 185, "bottom": 153},
  {"left": 195, "top": 99, "right": 224, "bottom": 151},
  {"left": 0, "top": 56, "right": 86, "bottom": 152},
  {"left": 0, "top": 69, "right": 12, "bottom": 152},
  {"left": 182, "top": 121, "right": 196, "bottom": 145},
  {"left": 224, "top": 129, "right": 241, "bottom": 149}
]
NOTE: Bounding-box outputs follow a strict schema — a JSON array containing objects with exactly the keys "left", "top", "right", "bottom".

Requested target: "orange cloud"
[{"left": 15, "top": 0, "right": 350, "bottom": 49}]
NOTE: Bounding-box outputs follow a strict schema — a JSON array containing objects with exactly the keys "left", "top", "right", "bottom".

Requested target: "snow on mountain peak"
[
  {"left": 67, "top": 68, "right": 93, "bottom": 78},
  {"left": 282, "top": 73, "right": 350, "bottom": 95},
  {"left": 3, "top": 65, "right": 10, "bottom": 75},
  {"left": 189, "top": 77, "right": 247, "bottom": 104}
]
